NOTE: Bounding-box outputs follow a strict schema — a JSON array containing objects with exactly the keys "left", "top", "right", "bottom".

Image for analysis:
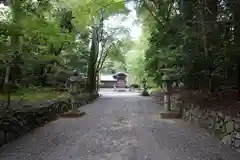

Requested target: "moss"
[
  {"left": 0, "top": 100, "right": 71, "bottom": 146},
  {"left": 0, "top": 87, "right": 69, "bottom": 102},
  {"left": 0, "top": 93, "right": 99, "bottom": 146}
]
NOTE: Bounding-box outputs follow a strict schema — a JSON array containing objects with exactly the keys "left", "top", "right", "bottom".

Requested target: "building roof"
[
  {"left": 115, "top": 72, "right": 128, "bottom": 76},
  {"left": 100, "top": 75, "right": 117, "bottom": 81}
]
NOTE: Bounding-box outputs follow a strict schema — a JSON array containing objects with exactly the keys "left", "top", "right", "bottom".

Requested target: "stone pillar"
[
  {"left": 61, "top": 70, "right": 86, "bottom": 118},
  {"left": 164, "top": 94, "right": 171, "bottom": 111},
  {"left": 69, "top": 74, "right": 81, "bottom": 112},
  {"left": 141, "top": 78, "right": 149, "bottom": 96},
  {"left": 62, "top": 70, "right": 86, "bottom": 117},
  {"left": 162, "top": 75, "right": 172, "bottom": 112},
  {"left": 159, "top": 68, "right": 181, "bottom": 119}
]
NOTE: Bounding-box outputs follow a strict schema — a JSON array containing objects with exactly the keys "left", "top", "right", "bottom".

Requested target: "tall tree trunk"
[
  {"left": 204, "top": 0, "right": 218, "bottom": 92},
  {"left": 196, "top": 0, "right": 217, "bottom": 92},
  {"left": 86, "top": 10, "right": 103, "bottom": 95},
  {"left": 87, "top": 27, "right": 98, "bottom": 95},
  {"left": 3, "top": 0, "right": 24, "bottom": 107},
  {"left": 4, "top": 66, "right": 11, "bottom": 107},
  {"left": 226, "top": 0, "right": 240, "bottom": 99}
]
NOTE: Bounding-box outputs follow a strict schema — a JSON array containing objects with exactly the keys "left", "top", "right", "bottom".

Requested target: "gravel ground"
[{"left": 0, "top": 90, "right": 240, "bottom": 160}]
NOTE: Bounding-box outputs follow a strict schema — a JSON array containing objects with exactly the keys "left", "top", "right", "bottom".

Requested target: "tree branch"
[
  {"left": 142, "top": 0, "right": 163, "bottom": 26},
  {"left": 92, "top": 26, "right": 101, "bottom": 67},
  {"left": 93, "top": 28, "right": 122, "bottom": 67},
  {"left": 96, "top": 38, "right": 108, "bottom": 70},
  {"left": 96, "top": 43, "right": 115, "bottom": 73},
  {"left": 165, "top": 0, "right": 175, "bottom": 21}
]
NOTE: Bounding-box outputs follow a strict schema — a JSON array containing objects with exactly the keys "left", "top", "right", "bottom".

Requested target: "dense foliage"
[
  {"left": 3, "top": 0, "right": 240, "bottom": 99},
  {"left": 130, "top": 0, "right": 240, "bottom": 99},
  {"left": 0, "top": 0, "right": 128, "bottom": 103}
]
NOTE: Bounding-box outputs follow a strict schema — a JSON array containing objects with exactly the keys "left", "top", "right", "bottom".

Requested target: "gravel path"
[{"left": 0, "top": 92, "right": 240, "bottom": 160}]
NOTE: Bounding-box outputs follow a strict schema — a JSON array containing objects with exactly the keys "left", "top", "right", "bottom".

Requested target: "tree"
[
  {"left": 132, "top": 0, "right": 240, "bottom": 98},
  {"left": 85, "top": 1, "right": 129, "bottom": 94},
  {"left": 125, "top": 29, "right": 148, "bottom": 84},
  {"left": 0, "top": 0, "right": 130, "bottom": 98}
]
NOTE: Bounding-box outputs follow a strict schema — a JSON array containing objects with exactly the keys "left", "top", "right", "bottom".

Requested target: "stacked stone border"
[
  {"left": 180, "top": 103, "right": 240, "bottom": 152},
  {"left": 0, "top": 93, "right": 99, "bottom": 147}
]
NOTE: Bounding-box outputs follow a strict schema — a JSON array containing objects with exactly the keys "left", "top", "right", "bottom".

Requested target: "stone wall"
[
  {"left": 0, "top": 93, "right": 99, "bottom": 147},
  {"left": 181, "top": 103, "right": 240, "bottom": 152}
]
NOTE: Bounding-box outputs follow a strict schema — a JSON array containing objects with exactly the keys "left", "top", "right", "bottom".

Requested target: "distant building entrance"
[
  {"left": 99, "top": 74, "right": 117, "bottom": 88},
  {"left": 113, "top": 72, "right": 128, "bottom": 90}
]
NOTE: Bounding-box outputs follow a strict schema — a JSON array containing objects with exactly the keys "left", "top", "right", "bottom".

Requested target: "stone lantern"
[
  {"left": 141, "top": 78, "right": 150, "bottom": 96},
  {"left": 61, "top": 70, "right": 85, "bottom": 117},
  {"left": 159, "top": 67, "right": 180, "bottom": 118}
]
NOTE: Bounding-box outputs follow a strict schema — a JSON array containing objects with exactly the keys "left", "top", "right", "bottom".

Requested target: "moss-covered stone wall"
[
  {"left": 0, "top": 93, "right": 99, "bottom": 147},
  {"left": 181, "top": 103, "right": 240, "bottom": 152}
]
